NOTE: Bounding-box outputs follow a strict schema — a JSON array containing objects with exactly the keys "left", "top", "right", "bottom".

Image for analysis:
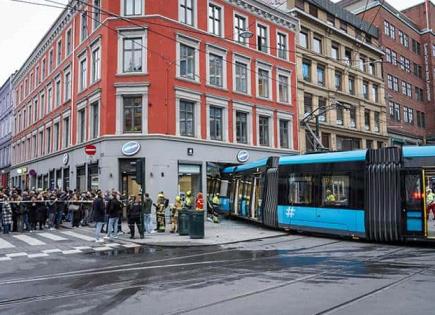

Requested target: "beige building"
[{"left": 281, "top": 0, "right": 389, "bottom": 152}]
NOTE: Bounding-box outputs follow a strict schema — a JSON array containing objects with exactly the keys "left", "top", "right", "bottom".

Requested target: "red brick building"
[
  {"left": 339, "top": 0, "right": 435, "bottom": 145},
  {"left": 10, "top": 0, "right": 298, "bottom": 200}
]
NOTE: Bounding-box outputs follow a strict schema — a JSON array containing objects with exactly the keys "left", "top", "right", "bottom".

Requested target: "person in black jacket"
[
  {"left": 127, "top": 195, "right": 144, "bottom": 239},
  {"left": 107, "top": 191, "right": 122, "bottom": 239},
  {"left": 93, "top": 190, "right": 106, "bottom": 243}
]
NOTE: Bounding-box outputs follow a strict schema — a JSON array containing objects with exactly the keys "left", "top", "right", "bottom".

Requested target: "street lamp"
[{"left": 239, "top": 30, "right": 254, "bottom": 39}]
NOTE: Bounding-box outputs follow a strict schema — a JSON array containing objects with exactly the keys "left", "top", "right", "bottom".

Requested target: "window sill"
[
  {"left": 205, "top": 84, "right": 227, "bottom": 91},
  {"left": 256, "top": 96, "right": 273, "bottom": 102},
  {"left": 233, "top": 90, "right": 251, "bottom": 97},
  {"left": 277, "top": 101, "right": 292, "bottom": 106},
  {"left": 116, "top": 72, "right": 147, "bottom": 77},
  {"left": 176, "top": 76, "right": 201, "bottom": 85}
]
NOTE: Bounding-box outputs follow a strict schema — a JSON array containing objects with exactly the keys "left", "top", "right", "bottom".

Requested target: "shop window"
[
  {"left": 88, "top": 163, "right": 99, "bottom": 191},
  {"left": 63, "top": 168, "right": 70, "bottom": 190},
  {"left": 76, "top": 166, "right": 86, "bottom": 192},
  {"left": 321, "top": 175, "right": 349, "bottom": 207}
]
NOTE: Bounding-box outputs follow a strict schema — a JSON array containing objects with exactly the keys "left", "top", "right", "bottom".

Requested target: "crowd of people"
[{"left": 0, "top": 187, "right": 221, "bottom": 242}]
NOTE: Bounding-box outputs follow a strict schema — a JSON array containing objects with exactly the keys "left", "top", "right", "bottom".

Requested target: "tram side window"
[
  {"left": 219, "top": 180, "right": 229, "bottom": 197},
  {"left": 405, "top": 174, "right": 422, "bottom": 210},
  {"left": 288, "top": 175, "right": 313, "bottom": 205},
  {"left": 322, "top": 175, "right": 349, "bottom": 207}
]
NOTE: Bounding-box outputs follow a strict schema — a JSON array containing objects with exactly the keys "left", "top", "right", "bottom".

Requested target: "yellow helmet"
[
  {"left": 186, "top": 191, "right": 191, "bottom": 197},
  {"left": 158, "top": 193, "right": 164, "bottom": 198},
  {"left": 176, "top": 196, "right": 181, "bottom": 202}
]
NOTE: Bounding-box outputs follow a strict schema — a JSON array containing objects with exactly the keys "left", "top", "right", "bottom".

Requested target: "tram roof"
[
  {"left": 279, "top": 150, "right": 367, "bottom": 165},
  {"left": 222, "top": 158, "right": 269, "bottom": 173},
  {"left": 403, "top": 146, "right": 435, "bottom": 158}
]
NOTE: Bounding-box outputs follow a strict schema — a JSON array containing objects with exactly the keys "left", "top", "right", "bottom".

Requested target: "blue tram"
[{"left": 214, "top": 146, "right": 435, "bottom": 242}]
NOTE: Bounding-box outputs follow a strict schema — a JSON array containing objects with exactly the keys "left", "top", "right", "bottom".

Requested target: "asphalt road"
[{"left": 0, "top": 232, "right": 434, "bottom": 315}]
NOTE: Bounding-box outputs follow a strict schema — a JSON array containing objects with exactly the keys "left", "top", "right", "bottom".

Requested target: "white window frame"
[
  {"left": 65, "top": 28, "right": 72, "bottom": 57},
  {"left": 77, "top": 101, "right": 87, "bottom": 144},
  {"left": 175, "top": 88, "right": 201, "bottom": 138},
  {"left": 62, "top": 111, "right": 71, "bottom": 149},
  {"left": 117, "top": 29, "right": 147, "bottom": 75},
  {"left": 178, "top": 0, "right": 197, "bottom": 27},
  {"left": 256, "top": 61, "right": 272, "bottom": 100},
  {"left": 206, "top": 45, "right": 227, "bottom": 89},
  {"left": 55, "top": 76, "right": 61, "bottom": 107},
  {"left": 64, "top": 67, "right": 71, "bottom": 101},
  {"left": 256, "top": 22, "right": 270, "bottom": 54},
  {"left": 176, "top": 34, "right": 200, "bottom": 82},
  {"left": 91, "top": 40, "right": 101, "bottom": 83},
  {"left": 47, "top": 84, "right": 53, "bottom": 113},
  {"left": 115, "top": 84, "right": 149, "bottom": 135},
  {"left": 276, "top": 31, "right": 289, "bottom": 60},
  {"left": 233, "top": 102, "right": 253, "bottom": 145},
  {"left": 233, "top": 11, "right": 249, "bottom": 46},
  {"left": 233, "top": 53, "right": 251, "bottom": 95},
  {"left": 88, "top": 93, "right": 101, "bottom": 139},
  {"left": 276, "top": 68, "right": 291, "bottom": 105},
  {"left": 39, "top": 92, "right": 46, "bottom": 119},
  {"left": 93, "top": 0, "right": 102, "bottom": 30},
  {"left": 256, "top": 108, "right": 274, "bottom": 147},
  {"left": 206, "top": 96, "right": 228, "bottom": 142},
  {"left": 53, "top": 117, "right": 60, "bottom": 152},
  {"left": 277, "top": 112, "right": 293, "bottom": 150},
  {"left": 208, "top": 1, "right": 224, "bottom": 37},
  {"left": 121, "top": 0, "right": 144, "bottom": 17},
  {"left": 81, "top": 11, "right": 88, "bottom": 42},
  {"left": 57, "top": 39, "right": 62, "bottom": 66},
  {"left": 78, "top": 54, "right": 87, "bottom": 92}
]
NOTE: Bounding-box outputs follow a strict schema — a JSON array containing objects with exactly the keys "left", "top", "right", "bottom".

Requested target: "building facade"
[
  {"left": 339, "top": 0, "right": 435, "bottom": 145},
  {"left": 281, "top": 0, "right": 388, "bottom": 153},
  {"left": 0, "top": 75, "right": 14, "bottom": 188},
  {"left": 10, "top": 0, "right": 299, "bottom": 201}
]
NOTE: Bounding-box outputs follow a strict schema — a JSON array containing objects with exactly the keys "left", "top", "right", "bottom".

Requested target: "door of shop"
[
  {"left": 178, "top": 164, "right": 201, "bottom": 199},
  {"left": 424, "top": 168, "right": 435, "bottom": 238},
  {"left": 119, "top": 159, "right": 141, "bottom": 197}
]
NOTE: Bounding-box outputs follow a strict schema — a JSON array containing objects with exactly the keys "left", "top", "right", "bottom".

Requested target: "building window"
[
  {"left": 349, "top": 106, "right": 356, "bottom": 128},
  {"left": 364, "top": 109, "right": 371, "bottom": 130},
  {"left": 335, "top": 71, "right": 342, "bottom": 91},
  {"left": 312, "top": 36, "right": 322, "bottom": 54},
  {"left": 79, "top": 57, "right": 87, "bottom": 92},
  {"left": 348, "top": 76, "right": 355, "bottom": 95},
  {"left": 336, "top": 106, "right": 343, "bottom": 125},
  {"left": 372, "top": 85, "right": 378, "bottom": 102},
  {"left": 279, "top": 119, "right": 290, "bottom": 149},
  {"left": 54, "top": 122, "right": 59, "bottom": 151},
  {"left": 90, "top": 101, "right": 99, "bottom": 139},
  {"left": 344, "top": 48, "right": 352, "bottom": 65},
  {"left": 47, "top": 86, "right": 53, "bottom": 113},
  {"left": 78, "top": 108, "right": 86, "bottom": 143},
  {"left": 40, "top": 93, "right": 46, "bottom": 118},
  {"left": 258, "top": 116, "right": 269, "bottom": 146},
  {"left": 57, "top": 40, "right": 62, "bottom": 66},
  {"left": 179, "top": 100, "right": 194, "bottom": 137},
  {"left": 124, "top": 0, "right": 142, "bottom": 16},
  {"left": 81, "top": 11, "right": 88, "bottom": 41},
  {"left": 257, "top": 24, "right": 268, "bottom": 53},
  {"left": 374, "top": 112, "right": 380, "bottom": 132},
  {"left": 234, "top": 14, "right": 247, "bottom": 45},
  {"left": 235, "top": 61, "right": 248, "bottom": 93},
  {"left": 123, "top": 96, "right": 142, "bottom": 133},
  {"left": 412, "top": 39, "right": 421, "bottom": 54},
  {"left": 55, "top": 78, "right": 61, "bottom": 107},
  {"left": 179, "top": 0, "right": 194, "bottom": 26},
  {"left": 257, "top": 68, "right": 270, "bottom": 98},
  {"left": 331, "top": 43, "right": 339, "bottom": 60},
  {"left": 209, "top": 106, "right": 223, "bottom": 141},
  {"left": 278, "top": 74, "right": 290, "bottom": 103},
  {"left": 299, "top": 29, "right": 308, "bottom": 49},
  {"left": 327, "top": 13, "right": 335, "bottom": 26},
  {"left": 404, "top": 107, "right": 414, "bottom": 124},
  {"left": 49, "top": 50, "right": 54, "bottom": 73},
  {"left": 46, "top": 127, "right": 51, "bottom": 154},
  {"left": 417, "top": 111, "right": 426, "bottom": 128},
  {"left": 123, "top": 38, "right": 143, "bottom": 73},
  {"left": 304, "top": 93, "right": 312, "bottom": 116},
  {"left": 208, "top": 3, "right": 222, "bottom": 36},
  {"left": 340, "top": 21, "right": 348, "bottom": 33},
  {"left": 389, "top": 102, "right": 400, "bottom": 121},
  {"left": 362, "top": 81, "right": 368, "bottom": 99},
  {"left": 277, "top": 33, "right": 287, "bottom": 59},
  {"left": 64, "top": 71, "right": 71, "bottom": 101},
  {"left": 209, "top": 54, "right": 223, "bottom": 87},
  {"left": 317, "top": 64, "right": 325, "bottom": 86},
  {"left": 308, "top": 4, "right": 318, "bottom": 17},
  {"left": 91, "top": 46, "right": 101, "bottom": 82},
  {"left": 302, "top": 59, "right": 311, "bottom": 81},
  {"left": 63, "top": 116, "right": 70, "bottom": 148},
  {"left": 318, "top": 97, "right": 327, "bottom": 122},
  {"left": 235, "top": 111, "right": 248, "bottom": 144},
  {"left": 180, "top": 44, "right": 195, "bottom": 80},
  {"left": 93, "top": 0, "right": 101, "bottom": 28},
  {"left": 336, "top": 136, "right": 360, "bottom": 151},
  {"left": 42, "top": 59, "right": 46, "bottom": 80},
  {"left": 66, "top": 29, "right": 72, "bottom": 56}
]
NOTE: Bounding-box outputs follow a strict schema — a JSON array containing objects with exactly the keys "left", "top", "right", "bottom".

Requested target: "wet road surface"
[{"left": 0, "top": 234, "right": 434, "bottom": 314}]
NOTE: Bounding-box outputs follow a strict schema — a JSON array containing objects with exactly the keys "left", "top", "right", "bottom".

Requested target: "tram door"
[
  {"left": 232, "top": 178, "right": 240, "bottom": 215},
  {"left": 401, "top": 170, "right": 426, "bottom": 238},
  {"left": 424, "top": 168, "right": 435, "bottom": 238}
]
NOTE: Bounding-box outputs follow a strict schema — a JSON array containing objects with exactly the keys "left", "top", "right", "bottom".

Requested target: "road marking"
[
  {"left": 28, "top": 253, "right": 49, "bottom": 258},
  {"left": 62, "top": 249, "right": 82, "bottom": 255},
  {"left": 60, "top": 231, "right": 95, "bottom": 242},
  {"left": 0, "top": 257, "right": 12, "bottom": 261},
  {"left": 38, "top": 233, "right": 68, "bottom": 241},
  {"left": 106, "top": 243, "right": 121, "bottom": 247},
  {"left": 73, "top": 246, "right": 92, "bottom": 251},
  {"left": 6, "top": 252, "right": 28, "bottom": 258},
  {"left": 0, "top": 237, "right": 15, "bottom": 249},
  {"left": 43, "top": 249, "right": 63, "bottom": 254},
  {"left": 122, "top": 243, "right": 141, "bottom": 248},
  {"left": 93, "top": 246, "right": 112, "bottom": 252},
  {"left": 13, "top": 235, "right": 46, "bottom": 246}
]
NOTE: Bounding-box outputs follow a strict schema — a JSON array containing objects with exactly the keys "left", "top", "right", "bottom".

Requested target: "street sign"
[{"left": 85, "top": 144, "right": 97, "bottom": 155}]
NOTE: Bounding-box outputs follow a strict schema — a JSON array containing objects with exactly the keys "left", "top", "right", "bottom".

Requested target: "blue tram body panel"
[
  {"left": 406, "top": 211, "right": 423, "bottom": 232},
  {"left": 277, "top": 205, "right": 366, "bottom": 235},
  {"left": 279, "top": 150, "right": 367, "bottom": 166},
  {"left": 403, "top": 146, "right": 435, "bottom": 158}
]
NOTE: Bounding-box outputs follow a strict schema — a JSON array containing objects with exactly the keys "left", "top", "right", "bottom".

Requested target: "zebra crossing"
[{"left": 0, "top": 229, "right": 141, "bottom": 262}]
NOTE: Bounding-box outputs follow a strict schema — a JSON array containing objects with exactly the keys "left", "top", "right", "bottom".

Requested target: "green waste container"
[
  {"left": 189, "top": 210, "right": 205, "bottom": 239},
  {"left": 178, "top": 208, "right": 190, "bottom": 236}
]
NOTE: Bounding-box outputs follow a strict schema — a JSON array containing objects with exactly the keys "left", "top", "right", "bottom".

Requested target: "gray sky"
[{"left": 0, "top": 0, "right": 426, "bottom": 85}]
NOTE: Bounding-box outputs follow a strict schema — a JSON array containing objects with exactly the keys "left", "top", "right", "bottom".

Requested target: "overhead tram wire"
[
  {"left": 10, "top": 0, "right": 65, "bottom": 9},
  {"left": 17, "top": 0, "right": 396, "bottom": 125}
]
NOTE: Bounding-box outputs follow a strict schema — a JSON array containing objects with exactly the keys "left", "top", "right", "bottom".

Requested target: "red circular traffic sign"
[{"left": 85, "top": 144, "right": 97, "bottom": 156}]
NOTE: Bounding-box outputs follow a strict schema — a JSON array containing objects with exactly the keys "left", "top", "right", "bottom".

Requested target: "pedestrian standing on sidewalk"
[
  {"left": 107, "top": 191, "right": 122, "bottom": 239},
  {"left": 10, "top": 192, "right": 23, "bottom": 232},
  {"left": 143, "top": 193, "right": 153, "bottom": 234},
  {"left": 47, "top": 193, "right": 57, "bottom": 230},
  {"left": 127, "top": 195, "right": 144, "bottom": 239},
  {"left": 22, "top": 191, "right": 30, "bottom": 231},
  {"left": 36, "top": 193, "right": 46, "bottom": 230},
  {"left": 93, "top": 190, "right": 106, "bottom": 243},
  {"left": 70, "top": 193, "right": 81, "bottom": 228},
  {"left": 29, "top": 192, "right": 37, "bottom": 232},
  {"left": 1, "top": 193, "right": 12, "bottom": 234}
]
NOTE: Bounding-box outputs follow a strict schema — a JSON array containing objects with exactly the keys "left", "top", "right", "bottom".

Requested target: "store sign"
[
  {"left": 122, "top": 141, "right": 141, "bottom": 156},
  {"left": 63, "top": 153, "right": 69, "bottom": 165},
  {"left": 237, "top": 150, "right": 250, "bottom": 163},
  {"left": 424, "top": 43, "right": 431, "bottom": 101}
]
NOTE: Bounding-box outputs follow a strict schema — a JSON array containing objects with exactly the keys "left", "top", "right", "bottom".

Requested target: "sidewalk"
[{"left": 115, "top": 217, "right": 287, "bottom": 247}]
